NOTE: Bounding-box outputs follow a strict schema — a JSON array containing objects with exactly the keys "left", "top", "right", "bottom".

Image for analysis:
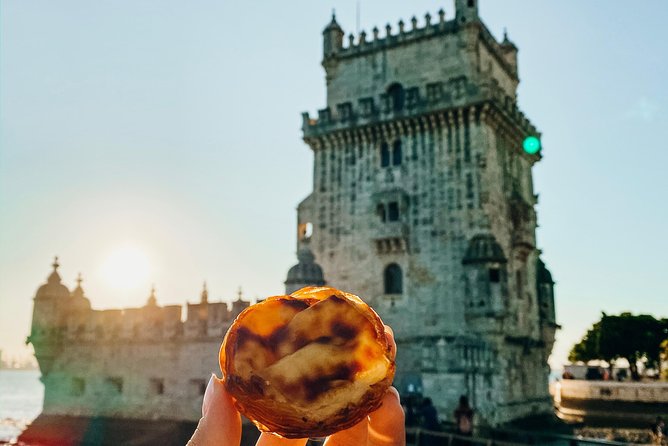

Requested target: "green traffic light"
[{"left": 523, "top": 136, "right": 541, "bottom": 154}]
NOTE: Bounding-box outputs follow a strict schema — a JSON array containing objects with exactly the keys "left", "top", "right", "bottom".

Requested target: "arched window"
[
  {"left": 384, "top": 263, "right": 403, "bottom": 294},
  {"left": 380, "top": 142, "right": 390, "bottom": 167},
  {"left": 392, "top": 140, "right": 402, "bottom": 165},
  {"left": 387, "top": 83, "right": 405, "bottom": 111}
]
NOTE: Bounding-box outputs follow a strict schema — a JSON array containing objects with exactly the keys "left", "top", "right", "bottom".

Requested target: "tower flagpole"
[{"left": 356, "top": 1, "right": 360, "bottom": 34}]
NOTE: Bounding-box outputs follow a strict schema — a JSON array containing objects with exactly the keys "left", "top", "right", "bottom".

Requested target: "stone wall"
[
  {"left": 29, "top": 276, "right": 249, "bottom": 422},
  {"left": 41, "top": 340, "right": 222, "bottom": 422}
]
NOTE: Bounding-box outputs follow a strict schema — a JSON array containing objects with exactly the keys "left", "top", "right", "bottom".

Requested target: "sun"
[{"left": 100, "top": 244, "right": 151, "bottom": 292}]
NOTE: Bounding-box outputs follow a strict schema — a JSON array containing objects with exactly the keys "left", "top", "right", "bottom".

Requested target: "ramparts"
[
  {"left": 329, "top": 10, "right": 517, "bottom": 80},
  {"left": 63, "top": 292, "right": 249, "bottom": 344}
]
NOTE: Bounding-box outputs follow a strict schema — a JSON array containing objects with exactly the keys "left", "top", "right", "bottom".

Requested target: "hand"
[{"left": 188, "top": 326, "right": 404, "bottom": 446}]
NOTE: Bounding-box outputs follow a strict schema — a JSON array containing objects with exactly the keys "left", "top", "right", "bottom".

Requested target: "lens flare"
[
  {"left": 100, "top": 245, "right": 151, "bottom": 292},
  {"left": 523, "top": 136, "right": 541, "bottom": 154}
]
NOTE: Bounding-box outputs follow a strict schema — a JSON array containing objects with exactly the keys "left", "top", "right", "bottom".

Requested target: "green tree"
[
  {"left": 569, "top": 312, "right": 667, "bottom": 381},
  {"left": 568, "top": 322, "right": 601, "bottom": 363}
]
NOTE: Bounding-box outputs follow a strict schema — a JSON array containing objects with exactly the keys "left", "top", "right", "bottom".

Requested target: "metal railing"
[
  {"left": 407, "top": 427, "right": 526, "bottom": 446},
  {"left": 405, "top": 426, "right": 652, "bottom": 446}
]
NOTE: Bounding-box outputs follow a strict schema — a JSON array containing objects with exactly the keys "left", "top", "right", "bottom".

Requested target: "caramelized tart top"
[{"left": 220, "top": 286, "right": 395, "bottom": 438}]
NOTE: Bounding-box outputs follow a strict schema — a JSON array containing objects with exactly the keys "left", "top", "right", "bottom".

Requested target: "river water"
[{"left": 0, "top": 370, "right": 43, "bottom": 443}]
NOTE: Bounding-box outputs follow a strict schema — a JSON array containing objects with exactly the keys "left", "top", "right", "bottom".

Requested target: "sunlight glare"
[{"left": 100, "top": 245, "right": 151, "bottom": 292}]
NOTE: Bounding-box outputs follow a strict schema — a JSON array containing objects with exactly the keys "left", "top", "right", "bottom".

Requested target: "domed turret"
[
  {"left": 500, "top": 29, "right": 518, "bottom": 73},
  {"left": 536, "top": 258, "right": 554, "bottom": 285},
  {"left": 29, "top": 257, "right": 70, "bottom": 375},
  {"left": 146, "top": 285, "right": 158, "bottom": 307},
  {"left": 462, "top": 234, "right": 508, "bottom": 319},
  {"left": 536, "top": 257, "right": 557, "bottom": 331},
  {"left": 323, "top": 12, "right": 344, "bottom": 58},
  {"left": 284, "top": 245, "right": 326, "bottom": 294},
  {"left": 35, "top": 257, "right": 71, "bottom": 300},
  {"left": 462, "top": 234, "right": 507, "bottom": 265},
  {"left": 231, "top": 287, "right": 250, "bottom": 317},
  {"left": 70, "top": 273, "right": 91, "bottom": 311}
]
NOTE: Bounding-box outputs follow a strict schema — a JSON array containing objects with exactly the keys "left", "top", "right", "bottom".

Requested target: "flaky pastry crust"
[{"left": 219, "top": 286, "right": 395, "bottom": 438}]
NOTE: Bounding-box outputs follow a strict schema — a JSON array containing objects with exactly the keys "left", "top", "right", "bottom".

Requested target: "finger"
[
  {"left": 368, "top": 387, "right": 405, "bottom": 446},
  {"left": 323, "top": 416, "right": 369, "bottom": 446},
  {"left": 384, "top": 324, "right": 397, "bottom": 361},
  {"left": 188, "top": 374, "right": 242, "bottom": 446},
  {"left": 256, "top": 433, "right": 308, "bottom": 446}
]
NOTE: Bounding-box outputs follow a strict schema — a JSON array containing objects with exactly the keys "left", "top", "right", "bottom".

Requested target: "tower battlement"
[
  {"left": 328, "top": 9, "right": 516, "bottom": 82},
  {"left": 28, "top": 264, "right": 250, "bottom": 348},
  {"left": 320, "top": 5, "right": 521, "bottom": 124}
]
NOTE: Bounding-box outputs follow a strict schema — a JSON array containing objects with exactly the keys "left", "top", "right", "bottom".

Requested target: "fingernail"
[
  {"left": 202, "top": 373, "right": 216, "bottom": 417},
  {"left": 388, "top": 386, "right": 401, "bottom": 403}
]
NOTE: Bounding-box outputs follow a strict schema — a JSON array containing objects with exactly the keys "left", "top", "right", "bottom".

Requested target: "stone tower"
[{"left": 292, "top": 2, "right": 557, "bottom": 425}]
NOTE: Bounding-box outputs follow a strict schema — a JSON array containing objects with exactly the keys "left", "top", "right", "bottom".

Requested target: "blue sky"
[{"left": 1, "top": 1, "right": 666, "bottom": 368}]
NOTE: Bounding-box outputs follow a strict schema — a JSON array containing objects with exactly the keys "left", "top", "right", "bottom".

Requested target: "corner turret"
[
  {"left": 536, "top": 258, "right": 556, "bottom": 325},
  {"left": 146, "top": 285, "right": 158, "bottom": 307},
  {"left": 70, "top": 273, "right": 91, "bottom": 311},
  {"left": 462, "top": 234, "right": 508, "bottom": 324},
  {"left": 500, "top": 29, "right": 519, "bottom": 74},
  {"left": 35, "top": 257, "right": 70, "bottom": 300},
  {"left": 284, "top": 245, "right": 326, "bottom": 294},
  {"left": 536, "top": 258, "right": 558, "bottom": 350},
  {"left": 231, "top": 287, "right": 250, "bottom": 316},
  {"left": 455, "top": 0, "right": 479, "bottom": 24},
  {"left": 200, "top": 282, "right": 208, "bottom": 304},
  {"left": 322, "top": 12, "right": 344, "bottom": 59},
  {"left": 28, "top": 257, "right": 70, "bottom": 375}
]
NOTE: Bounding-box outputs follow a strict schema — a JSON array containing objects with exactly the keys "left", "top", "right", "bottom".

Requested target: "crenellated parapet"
[
  {"left": 330, "top": 11, "right": 455, "bottom": 59},
  {"left": 324, "top": 8, "right": 518, "bottom": 80},
  {"left": 29, "top": 261, "right": 253, "bottom": 362}
]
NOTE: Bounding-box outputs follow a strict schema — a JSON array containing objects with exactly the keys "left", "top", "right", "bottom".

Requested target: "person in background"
[
  {"left": 453, "top": 395, "right": 474, "bottom": 437},
  {"left": 403, "top": 396, "right": 418, "bottom": 426},
  {"left": 419, "top": 397, "right": 440, "bottom": 431},
  {"left": 652, "top": 416, "right": 665, "bottom": 445}
]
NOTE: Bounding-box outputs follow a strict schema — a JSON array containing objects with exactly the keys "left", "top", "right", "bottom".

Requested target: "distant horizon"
[{"left": 2, "top": 0, "right": 667, "bottom": 370}]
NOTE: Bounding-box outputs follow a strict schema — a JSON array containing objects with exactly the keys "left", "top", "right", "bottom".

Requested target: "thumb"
[
  {"left": 368, "top": 387, "right": 405, "bottom": 446},
  {"left": 188, "top": 374, "right": 242, "bottom": 446}
]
